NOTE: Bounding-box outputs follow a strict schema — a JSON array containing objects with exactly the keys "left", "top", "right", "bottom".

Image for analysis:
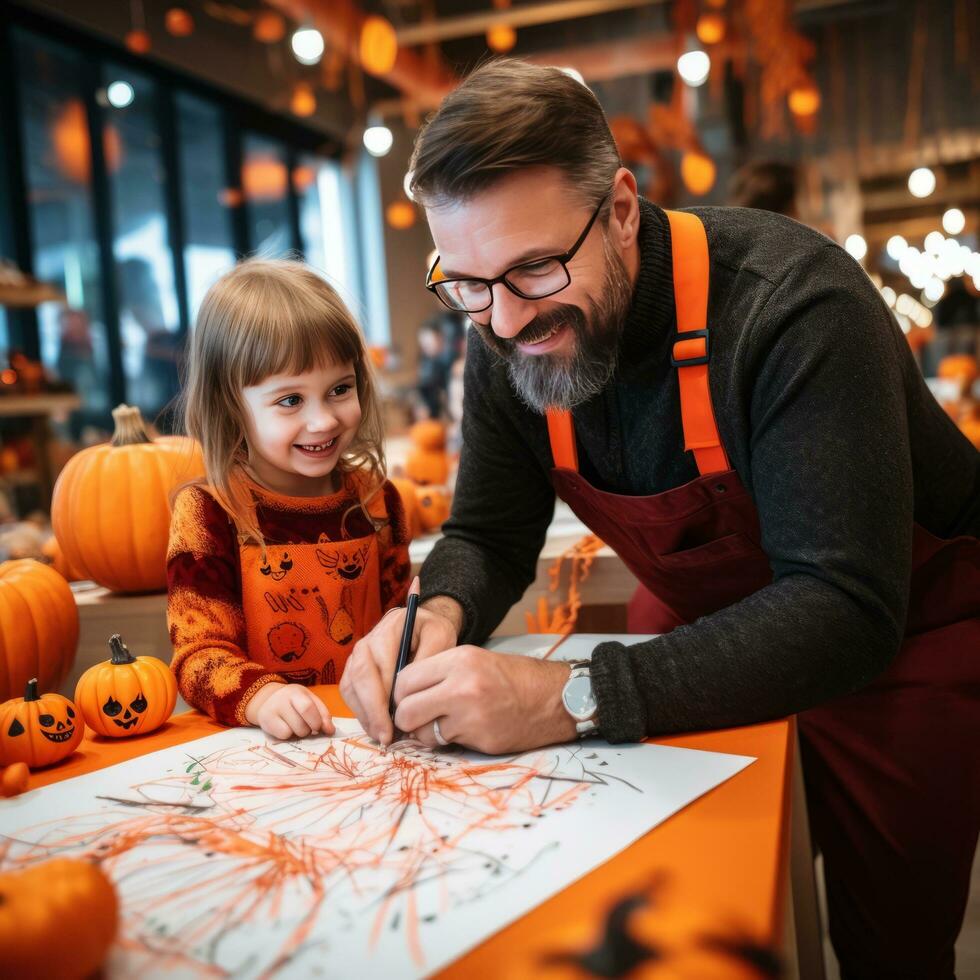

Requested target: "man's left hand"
[{"left": 392, "top": 646, "right": 578, "bottom": 754}]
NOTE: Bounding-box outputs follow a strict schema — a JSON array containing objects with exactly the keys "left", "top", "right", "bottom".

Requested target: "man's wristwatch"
[{"left": 561, "top": 660, "right": 598, "bottom": 736}]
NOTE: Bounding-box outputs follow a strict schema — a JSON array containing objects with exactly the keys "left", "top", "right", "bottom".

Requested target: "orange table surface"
[{"left": 30, "top": 687, "right": 793, "bottom": 979}]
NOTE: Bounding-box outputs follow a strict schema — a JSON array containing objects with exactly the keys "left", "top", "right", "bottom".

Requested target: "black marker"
[{"left": 384, "top": 576, "right": 420, "bottom": 748}]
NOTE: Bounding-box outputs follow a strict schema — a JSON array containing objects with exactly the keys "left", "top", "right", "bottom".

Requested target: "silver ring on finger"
[{"left": 433, "top": 717, "right": 449, "bottom": 746}]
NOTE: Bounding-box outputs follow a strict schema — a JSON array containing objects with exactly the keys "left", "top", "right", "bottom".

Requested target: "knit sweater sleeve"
[
  {"left": 378, "top": 479, "right": 412, "bottom": 612},
  {"left": 590, "top": 244, "right": 918, "bottom": 740},
  {"left": 167, "top": 485, "right": 285, "bottom": 726},
  {"left": 419, "top": 339, "right": 556, "bottom": 642}
]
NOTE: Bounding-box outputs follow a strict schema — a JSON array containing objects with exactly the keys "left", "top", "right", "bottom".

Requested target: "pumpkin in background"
[
  {"left": 0, "top": 679, "right": 84, "bottom": 767},
  {"left": 0, "top": 857, "right": 119, "bottom": 979},
  {"left": 42, "top": 536, "right": 85, "bottom": 582},
  {"left": 405, "top": 419, "right": 450, "bottom": 485},
  {"left": 1, "top": 761, "right": 29, "bottom": 796},
  {"left": 391, "top": 476, "right": 424, "bottom": 539},
  {"left": 416, "top": 486, "right": 451, "bottom": 532},
  {"left": 51, "top": 404, "right": 205, "bottom": 593},
  {"left": 0, "top": 559, "right": 79, "bottom": 702},
  {"left": 75, "top": 634, "right": 177, "bottom": 737}
]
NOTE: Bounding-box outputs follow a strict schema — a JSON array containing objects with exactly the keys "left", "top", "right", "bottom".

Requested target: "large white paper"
[{"left": 0, "top": 720, "right": 754, "bottom": 978}]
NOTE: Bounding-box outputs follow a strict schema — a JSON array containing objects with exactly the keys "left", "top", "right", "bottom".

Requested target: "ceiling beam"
[{"left": 395, "top": 0, "right": 664, "bottom": 47}]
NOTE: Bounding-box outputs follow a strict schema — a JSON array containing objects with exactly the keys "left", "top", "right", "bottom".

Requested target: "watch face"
[{"left": 563, "top": 675, "right": 596, "bottom": 721}]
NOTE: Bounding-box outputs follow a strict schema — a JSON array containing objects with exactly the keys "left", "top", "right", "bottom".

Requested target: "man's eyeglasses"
[{"left": 425, "top": 194, "right": 609, "bottom": 314}]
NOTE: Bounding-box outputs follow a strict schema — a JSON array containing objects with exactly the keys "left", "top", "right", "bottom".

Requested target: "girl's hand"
[{"left": 244, "top": 683, "right": 335, "bottom": 740}]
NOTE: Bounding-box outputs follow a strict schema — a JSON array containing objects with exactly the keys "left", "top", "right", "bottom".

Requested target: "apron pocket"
[{"left": 657, "top": 531, "right": 759, "bottom": 569}]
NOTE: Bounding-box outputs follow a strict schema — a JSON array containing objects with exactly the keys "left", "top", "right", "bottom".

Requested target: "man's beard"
[{"left": 473, "top": 237, "right": 633, "bottom": 413}]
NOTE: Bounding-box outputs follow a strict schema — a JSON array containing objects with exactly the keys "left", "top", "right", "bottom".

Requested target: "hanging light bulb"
[
  {"left": 106, "top": 81, "right": 135, "bottom": 109},
  {"left": 677, "top": 50, "right": 711, "bottom": 87},
  {"left": 907, "top": 167, "right": 936, "bottom": 198},
  {"left": 886, "top": 235, "right": 907, "bottom": 260},
  {"left": 292, "top": 27, "right": 325, "bottom": 65},
  {"left": 363, "top": 125, "right": 393, "bottom": 157},
  {"left": 942, "top": 208, "right": 965, "bottom": 235}
]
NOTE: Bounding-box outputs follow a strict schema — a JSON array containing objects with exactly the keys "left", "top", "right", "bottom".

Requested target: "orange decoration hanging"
[
  {"left": 486, "top": 24, "right": 517, "bottom": 52},
  {"left": 242, "top": 156, "right": 289, "bottom": 201},
  {"left": 52, "top": 100, "right": 123, "bottom": 184},
  {"left": 386, "top": 200, "right": 417, "bottom": 230},
  {"left": 125, "top": 29, "right": 151, "bottom": 53},
  {"left": 290, "top": 83, "right": 317, "bottom": 117},
  {"left": 696, "top": 13, "right": 726, "bottom": 44},
  {"left": 359, "top": 15, "right": 399, "bottom": 75},
  {"left": 681, "top": 151, "right": 717, "bottom": 195},
  {"left": 253, "top": 10, "right": 286, "bottom": 43},
  {"left": 788, "top": 82, "right": 821, "bottom": 116},
  {"left": 291, "top": 164, "right": 316, "bottom": 192},
  {"left": 165, "top": 7, "right": 194, "bottom": 37}
]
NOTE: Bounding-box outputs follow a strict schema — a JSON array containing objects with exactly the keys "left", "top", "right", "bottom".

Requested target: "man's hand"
[
  {"left": 340, "top": 597, "right": 461, "bottom": 747},
  {"left": 244, "top": 683, "right": 335, "bottom": 740},
  {"left": 392, "top": 647, "right": 577, "bottom": 755}
]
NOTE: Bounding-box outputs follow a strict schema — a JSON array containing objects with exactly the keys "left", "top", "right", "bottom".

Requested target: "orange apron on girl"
[
  {"left": 545, "top": 210, "right": 980, "bottom": 978},
  {"left": 239, "top": 504, "right": 385, "bottom": 687}
]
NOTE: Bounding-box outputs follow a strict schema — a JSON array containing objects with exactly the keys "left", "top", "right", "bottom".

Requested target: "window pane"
[
  {"left": 176, "top": 93, "right": 236, "bottom": 323},
  {"left": 243, "top": 133, "right": 291, "bottom": 257},
  {"left": 16, "top": 30, "right": 111, "bottom": 440},
  {"left": 102, "top": 63, "right": 182, "bottom": 425}
]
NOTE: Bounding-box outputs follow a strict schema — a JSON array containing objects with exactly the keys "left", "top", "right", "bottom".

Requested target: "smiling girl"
[{"left": 166, "top": 259, "right": 410, "bottom": 739}]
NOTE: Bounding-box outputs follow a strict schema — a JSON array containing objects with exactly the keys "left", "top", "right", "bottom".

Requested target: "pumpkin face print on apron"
[{"left": 240, "top": 532, "right": 382, "bottom": 686}]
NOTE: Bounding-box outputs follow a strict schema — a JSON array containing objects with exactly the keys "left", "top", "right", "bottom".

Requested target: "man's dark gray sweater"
[{"left": 419, "top": 201, "right": 980, "bottom": 742}]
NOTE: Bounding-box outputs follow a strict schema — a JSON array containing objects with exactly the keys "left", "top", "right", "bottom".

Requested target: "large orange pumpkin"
[
  {"left": 0, "top": 678, "right": 85, "bottom": 767},
  {"left": 0, "top": 559, "right": 79, "bottom": 702},
  {"left": 74, "top": 634, "right": 177, "bottom": 737},
  {"left": 0, "top": 857, "right": 119, "bottom": 979},
  {"left": 51, "top": 404, "right": 205, "bottom": 593}
]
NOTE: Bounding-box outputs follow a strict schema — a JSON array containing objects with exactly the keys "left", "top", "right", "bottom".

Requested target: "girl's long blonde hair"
[{"left": 182, "top": 259, "right": 386, "bottom": 548}]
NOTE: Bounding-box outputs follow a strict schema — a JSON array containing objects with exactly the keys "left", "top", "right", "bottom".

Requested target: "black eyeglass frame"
[{"left": 424, "top": 193, "right": 610, "bottom": 313}]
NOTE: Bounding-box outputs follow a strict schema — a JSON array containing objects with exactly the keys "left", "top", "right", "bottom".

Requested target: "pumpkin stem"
[
  {"left": 110, "top": 404, "right": 153, "bottom": 447},
  {"left": 24, "top": 678, "right": 39, "bottom": 701},
  {"left": 109, "top": 634, "right": 136, "bottom": 665}
]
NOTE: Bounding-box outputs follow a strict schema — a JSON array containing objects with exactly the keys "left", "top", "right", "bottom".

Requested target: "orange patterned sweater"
[{"left": 167, "top": 473, "right": 411, "bottom": 726}]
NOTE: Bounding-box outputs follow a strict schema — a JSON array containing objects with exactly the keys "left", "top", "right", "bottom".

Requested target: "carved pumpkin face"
[
  {"left": 74, "top": 635, "right": 177, "bottom": 739},
  {"left": 0, "top": 679, "right": 84, "bottom": 768},
  {"left": 416, "top": 486, "right": 451, "bottom": 531}
]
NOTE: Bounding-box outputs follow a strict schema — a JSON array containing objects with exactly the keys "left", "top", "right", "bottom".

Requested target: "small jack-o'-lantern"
[
  {"left": 0, "top": 857, "right": 119, "bottom": 978},
  {"left": 74, "top": 634, "right": 177, "bottom": 738},
  {"left": 416, "top": 486, "right": 451, "bottom": 532},
  {"left": 0, "top": 679, "right": 84, "bottom": 768}
]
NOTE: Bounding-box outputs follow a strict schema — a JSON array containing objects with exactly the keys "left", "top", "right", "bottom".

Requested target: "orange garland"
[{"left": 524, "top": 535, "right": 605, "bottom": 644}]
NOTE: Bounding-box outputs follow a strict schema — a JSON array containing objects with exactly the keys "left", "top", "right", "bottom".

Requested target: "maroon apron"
[{"left": 545, "top": 210, "right": 980, "bottom": 979}]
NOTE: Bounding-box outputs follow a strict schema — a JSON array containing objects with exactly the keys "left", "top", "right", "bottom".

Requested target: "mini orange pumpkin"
[
  {"left": 1, "top": 761, "right": 29, "bottom": 796},
  {"left": 0, "top": 679, "right": 84, "bottom": 767},
  {"left": 0, "top": 857, "right": 119, "bottom": 978},
  {"left": 74, "top": 634, "right": 177, "bottom": 737},
  {"left": 0, "top": 558, "right": 80, "bottom": 702},
  {"left": 51, "top": 405, "right": 205, "bottom": 593},
  {"left": 416, "top": 486, "right": 451, "bottom": 532},
  {"left": 391, "top": 476, "right": 424, "bottom": 539}
]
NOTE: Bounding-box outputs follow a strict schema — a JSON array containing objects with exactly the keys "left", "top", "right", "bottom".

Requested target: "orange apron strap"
[
  {"left": 664, "top": 210, "right": 730, "bottom": 475},
  {"left": 546, "top": 408, "right": 579, "bottom": 471}
]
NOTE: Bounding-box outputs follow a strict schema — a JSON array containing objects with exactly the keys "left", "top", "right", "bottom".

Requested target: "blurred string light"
[
  {"left": 845, "top": 234, "right": 867, "bottom": 261},
  {"left": 886, "top": 235, "right": 907, "bottom": 260},
  {"left": 363, "top": 125, "right": 393, "bottom": 157},
  {"left": 106, "top": 81, "right": 135, "bottom": 108},
  {"left": 292, "top": 27, "right": 324, "bottom": 65},
  {"left": 677, "top": 50, "right": 711, "bottom": 87},
  {"left": 942, "top": 208, "right": 965, "bottom": 235},
  {"left": 907, "top": 166, "right": 936, "bottom": 198}
]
